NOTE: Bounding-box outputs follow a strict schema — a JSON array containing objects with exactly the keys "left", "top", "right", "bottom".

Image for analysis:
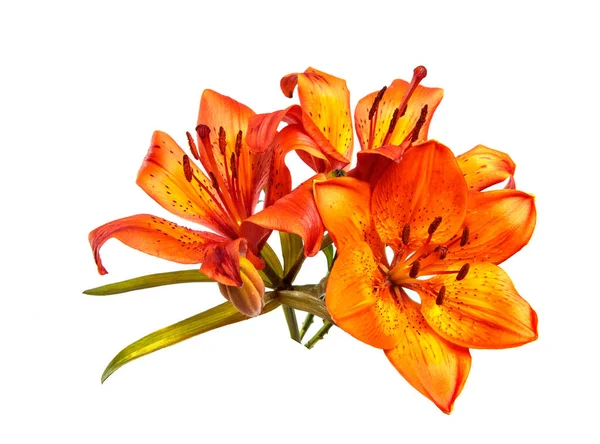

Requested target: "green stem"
[
  {"left": 282, "top": 305, "right": 300, "bottom": 343},
  {"left": 299, "top": 313, "right": 314, "bottom": 341},
  {"left": 304, "top": 321, "right": 333, "bottom": 349}
]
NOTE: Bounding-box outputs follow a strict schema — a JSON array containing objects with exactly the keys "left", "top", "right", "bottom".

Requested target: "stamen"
[
  {"left": 230, "top": 153, "right": 238, "bottom": 180},
  {"left": 386, "top": 107, "right": 400, "bottom": 138},
  {"left": 235, "top": 130, "right": 243, "bottom": 157},
  {"left": 436, "top": 285, "right": 446, "bottom": 305},
  {"left": 409, "top": 260, "right": 421, "bottom": 278},
  {"left": 460, "top": 226, "right": 470, "bottom": 246},
  {"left": 186, "top": 131, "right": 200, "bottom": 160},
  {"left": 456, "top": 263, "right": 470, "bottom": 281},
  {"left": 402, "top": 224, "right": 411, "bottom": 245},
  {"left": 369, "top": 86, "right": 387, "bottom": 120},
  {"left": 196, "top": 124, "right": 211, "bottom": 139},
  {"left": 438, "top": 245, "right": 448, "bottom": 260},
  {"left": 399, "top": 104, "right": 408, "bottom": 118},
  {"left": 410, "top": 104, "right": 428, "bottom": 143},
  {"left": 428, "top": 216, "right": 443, "bottom": 235},
  {"left": 218, "top": 127, "right": 227, "bottom": 156},
  {"left": 182, "top": 154, "right": 193, "bottom": 182},
  {"left": 209, "top": 171, "right": 220, "bottom": 191}
]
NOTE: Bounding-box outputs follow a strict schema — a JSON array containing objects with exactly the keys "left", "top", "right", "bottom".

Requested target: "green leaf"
[
  {"left": 260, "top": 243, "right": 284, "bottom": 278},
  {"left": 276, "top": 290, "right": 332, "bottom": 322},
  {"left": 83, "top": 270, "right": 213, "bottom": 296},
  {"left": 101, "top": 294, "right": 281, "bottom": 383},
  {"left": 322, "top": 244, "right": 335, "bottom": 271},
  {"left": 280, "top": 232, "right": 303, "bottom": 276}
]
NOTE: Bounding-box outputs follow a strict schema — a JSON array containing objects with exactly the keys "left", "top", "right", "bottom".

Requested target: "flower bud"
[{"left": 218, "top": 256, "right": 265, "bottom": 317}]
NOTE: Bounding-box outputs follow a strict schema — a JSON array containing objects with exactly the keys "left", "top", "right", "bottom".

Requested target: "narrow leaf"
[
  {"left": 276, "top": 290, "right": 332, "bottom": 322},
  {"left": 322, "top": 244, "right": 335, "bottom": 271},
  {"left": 260, "top": 242, "right": 284, "bottom": 278},
  {"left": 101, "top": 294, "right": 280, "bottom": 382},
  {"left": 280, "top": 232, "right": 303, "bottom": 275},
  {"left": 84, "top": 270, "right": 213, "bottom": 296}
]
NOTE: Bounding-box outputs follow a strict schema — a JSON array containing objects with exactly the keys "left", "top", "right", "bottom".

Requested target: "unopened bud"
[{"left": 218, "top": 256, "right": 265, "bottom": 317}]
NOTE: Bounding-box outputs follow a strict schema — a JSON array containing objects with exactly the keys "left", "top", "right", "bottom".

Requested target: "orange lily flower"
[
  {"left": 314, "top": 140, "right": 537, "bottom": 413},
  {"left": 245, "top": 66, "right": 443, "bottom": 257},
  {"left": 89, "top": 90, "right": 272, "bottom": 317}
]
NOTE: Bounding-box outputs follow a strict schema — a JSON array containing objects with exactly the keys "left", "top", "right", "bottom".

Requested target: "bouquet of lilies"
[{"left": 86, "top": 66, "right": 537, "bottom": 413}]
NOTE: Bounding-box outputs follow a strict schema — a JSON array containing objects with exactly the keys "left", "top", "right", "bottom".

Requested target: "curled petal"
[
  {"left": 218, "top": 256, "right": 265, "bottom": 317},
  {"left": 456, "top": 145, "right": 516, "bottom": 191},
  {"left": 349, "top": 144, "right": 404, "bottom": 187},
  {"left": 314, "top": 177, "right": 383, "bottom": 258},
  {"left": 326, "top": 242, "right": 402, "bottom": 350},
  {"left": 282, "top": 68, "right": 353, "bottom": 168},
  {"left": 246, "top": 105, "right": 303, "bottom": 154},
  {"left": 372, "top": 141, "right": 468, "bottom": 251},
  {"left": 385, "top": 293, "right": 471, "bottom": 414},
  {"left": 422, "top": 190, "right": 536, "bottom": 271},
  {"left": 200, "top": 238, "right": 263, "bottom": 287},
  {"left": 355, "top": 80, "right": 443, "bottom": 150},
  {"left": 137, "top": 131, "right": 238, "bottom": 238},
  {"left": 89, "top": 214, "right": 225, "bottom": 275},
  {"left": 418, "top": 263, "right": 538, "bottom": 349},
  {"left": 243, "top": 175, "right": 326, "bottom": 257}
]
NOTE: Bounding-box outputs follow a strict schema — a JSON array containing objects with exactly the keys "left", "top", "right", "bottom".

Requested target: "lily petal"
[
  {"left": 421, "top": 190, "right": 536, "bottom": 271},
  {"left": 384, "top": 292, "right": 471, "bottom": 414},
  {"left": 217, "top": 256, "right": 265, "bottom": 317},
  {"left": 246, "top": 105, "right": 303, "bottom": 154},
  {"left": 89, "top": 214, "right": 225, "bottom": 275},
  {"left": 243, "top": 174, "right": 326, "bottom": 257},
  {"left": 281, "top": 68, "right": 353, "bottom": 169},
  {"left": 326, "top": 241, "right": 402, "bottom": 350},
  {"left": 419, "top": 263, "right": 538, "bottom": 349},
  {"left": 200, "top": 237, "right": 263, "bottom": 287},
  {"left": 355, "top": 80, "right": 443, "bottom": 151},
  {"left": 456, "top": 145, "right": 516, "bottom": 191},
  {"left": 349, "top": 144, "right": 403, "bottom": 187},
  {"left": 314, "top": 176, "right": 382, "bottom": 258},
  {"left": 137, "top": 131, "right": 238, "bottom": 238},
  {"left": 197, "top": 89, "right": 271, "bottom": 218},
  {"left": 372, "top": 141, "right": 468, "bottom": 251}
]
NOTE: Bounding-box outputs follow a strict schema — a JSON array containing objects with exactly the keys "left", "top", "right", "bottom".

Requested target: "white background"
[{"left": 1, "top": 1, "right": 598, "bottom": 442}]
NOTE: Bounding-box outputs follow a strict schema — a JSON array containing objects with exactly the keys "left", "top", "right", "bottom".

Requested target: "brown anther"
[
  {"left": 456, "top": 263, "right": 470, "bottom": 281},
  {"left": 409, "top": 260, "right": 421, "bottom": 278},
  {"left": 369, "top": 86, "right": 387, "bottom": 120},
  {"left": 428, "top": 216, "right": 443, "bottom": 235},
  {"left": 436, "top": 285, "right": 446, "bottom": 305},
  {"left": 235, "top": 130, "right": 243, "bottom": 157},
  {"left": 230, "top": 152, "right": 238, "bottom": 180},
  {"left": 402, "top": 223, "right": 411, "bottom": 245},
  {"left": 460, "top": 226, "right": 470, "bottom": 246},
  {"left": 218, "top": 126, "right": 227, "bottom": 156},
  {"left": 410, "top": 104, "right": 428, "bottom": 143},
  {"left": 386, "top": 107, "right": 400, "bottom": 137},
  {"left": 196, "top": 124, "right": 211, "bottom": 139},
  {"left": 209, "top": 171, "right": 220, "bottom": 190},
  {"left": 182, "top": 154, "right": 193, "bottom": 182},
  {"left": 186, "top": 131, "right": 200, "bottom": 160},
  {"left": 438, "top": 245, "right": 448, "bottom": 260}
]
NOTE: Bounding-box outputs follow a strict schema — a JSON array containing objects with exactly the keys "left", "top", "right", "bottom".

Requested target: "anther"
[
  {"left": 218, "top": 127, "right": 227, "bottom": 156},
  {"left": 182, "top": 154, "right": 193, "bottom": 182},
  {"left": 438, "top": 245, "right": 448, "bottom": 260},
  {"left": 196, "top": 124, "right": 211, "bottom": 139},
  {"left": 436, "top": 285, "right": 446, "bottom": 305},
  {"left": 369, "top": 86, "right": 387, "bottom": 120},
  {"left": 409, "top": 260, "right": 421, "bottom": 278},
  {"left": 235, "top": 130, "right": 242, "bottom": 157},
  {"left": 456, "top": 263, "right": 470, "bottom": 281},
  {"left": 428, "top": 216, "right": 443, "bottom": 235},
  {"left": 402, "top": 223, "right": 411, "bottom": 245},
  {"left": 460, "top": 226, "right": 470, "bottom": 246},
  {"left": 186, "top": 131, "right": 200, "bottom": 160},
  {"left": 209, "top": 171, "right": 220, "bottom": 191},
  {"left": 386, "top": 107, "right": 400, "bottom": 137},
  {"left": 410, "top": 104, "right": 428, "bottom": 143}
]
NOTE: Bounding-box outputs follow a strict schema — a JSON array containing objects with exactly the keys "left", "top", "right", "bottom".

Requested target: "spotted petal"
[
  {"left": 89, "top": 214, "right": 225, "bottom": 275},
  {"left": 384, "top": 292, "right": 471, "bottom": 414},
  {"left": 418, "top": 263, "right": 538, "bottom": 349},
  {"left": 372, "top": 141, "right": 468, "bottom": 251},
  {"left": 456, "top": 145, "right": 516, "bottom": 191}
]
